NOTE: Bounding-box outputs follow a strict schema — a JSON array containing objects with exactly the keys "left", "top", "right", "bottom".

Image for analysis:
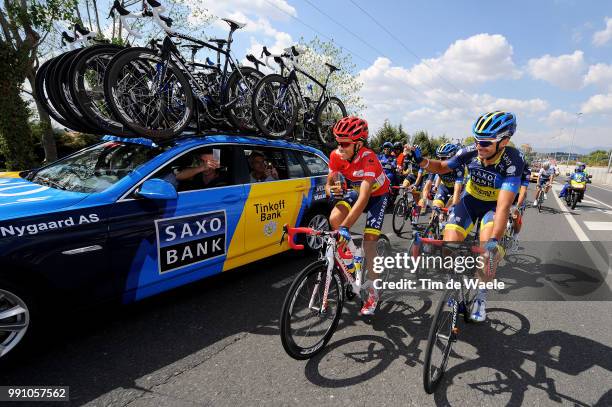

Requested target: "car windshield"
[{"left": 28, "top": 141, "right": 168, "bottom": 193}]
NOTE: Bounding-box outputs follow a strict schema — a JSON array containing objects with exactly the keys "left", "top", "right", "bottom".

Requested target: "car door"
[
  {"left": 238, "top": 146, "right": 310, "bottom": 262},
  {"left": 108, "top": 145, "right": 247, "bottom": 303}
]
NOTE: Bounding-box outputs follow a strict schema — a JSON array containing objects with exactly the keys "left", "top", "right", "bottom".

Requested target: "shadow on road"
[{"left": 0, "top": 251, "right": 313, "bottom": 405}]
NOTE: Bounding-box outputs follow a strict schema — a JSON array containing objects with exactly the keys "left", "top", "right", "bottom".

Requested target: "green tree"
[
  {"left": 412, "top": 130, "right": 435, "bottom": 156},
  {"left": 1, "top": 0, "right": 77, "bottom": 169},
  {"left": 464, "top": 136, "right": 476, "bottom": 145}
]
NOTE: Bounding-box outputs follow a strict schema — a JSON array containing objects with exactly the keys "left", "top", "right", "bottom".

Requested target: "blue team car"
[{"left": 0, "top": 135, "right": 331, "bottom": 359}]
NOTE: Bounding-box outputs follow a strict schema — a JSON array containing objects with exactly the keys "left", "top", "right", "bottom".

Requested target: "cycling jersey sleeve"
[
  {"left": 520, "top": 168, "right": 531, "bottom": 187},
  {"left": 454, "top": 166, "right": 465, "bottom": 184},
  {"left": 447, "top": 144, "right": 476, "bottom": 170}
]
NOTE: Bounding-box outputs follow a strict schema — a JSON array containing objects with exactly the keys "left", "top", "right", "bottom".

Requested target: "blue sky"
[{"left": 89, "top": 0, "right": 612, "bottom": 150}]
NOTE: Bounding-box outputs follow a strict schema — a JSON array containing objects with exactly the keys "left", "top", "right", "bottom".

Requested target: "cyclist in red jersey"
[{"left": 325, "top": 116, "right": 390, "bottom": 315}]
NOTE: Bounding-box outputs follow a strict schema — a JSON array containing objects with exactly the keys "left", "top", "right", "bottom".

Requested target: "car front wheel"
[
  {"left": 0, "top": 286, "right": 32, "bottom": 359},
  {"left": 305, "top": 212, "right": 330, "bottom": 251}
]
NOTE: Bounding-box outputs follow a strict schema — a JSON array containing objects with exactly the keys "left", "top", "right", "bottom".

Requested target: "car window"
[
  {"left": 150, "top": 146, "right": 235, "bottom": 192},
  {"left": 300, "top": 152, "right": 328, "bottom": 176},
  {"left": 30, "top": 141, "right": 167, "bottom": 193},
  {"left": 242, "top": 147, "right": 288, "bottom": 183},
  {"left": 285, "top": 150, "right": 306, "bottom": 178}
]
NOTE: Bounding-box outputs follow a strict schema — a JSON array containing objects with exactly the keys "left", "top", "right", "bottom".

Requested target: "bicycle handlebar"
[
  {"left": 108, "top": 0, "right": 173, "bottom": 39},
  {"left": 282, "top": 224, "right": 339, "bottom": 250}
]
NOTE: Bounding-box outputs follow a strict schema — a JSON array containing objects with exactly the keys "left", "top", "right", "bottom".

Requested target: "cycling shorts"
[
  {"left": 337, "top": 193, "right": 389, "bottom": 236},
  {"left": 405, "top": 173, "right": 424, "bottom": 190},
  {"left": 433, "top": 184, "right": 454, "bottom": 207},
  {"left": 537, "top": 177, "right": 551, "bottom": 188},
  {"left": 444, "top": 193, "right": 496, "bottom": 238}
]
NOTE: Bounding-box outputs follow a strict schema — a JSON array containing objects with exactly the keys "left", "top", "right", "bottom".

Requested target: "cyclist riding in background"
[
  {"left": 420, "top": 143, "right": 464, "bottom": 216},
  {"left": 395, "top": 143, "right": 407, "bottom": 183},
  {"left": 400, "top": 146, "right": 427, "bottom": 212},
  {"left": 379, "top": 141, "right": 398, "bottom": 187},
  {"left": 325, "top": 116, "right": 390, "bottom": 316},
  {"left": 406, "top": 111, "right": 525, "bottom": 322},
  {"left": 532, "top": 160, "right": 555, "bottom": 206}
]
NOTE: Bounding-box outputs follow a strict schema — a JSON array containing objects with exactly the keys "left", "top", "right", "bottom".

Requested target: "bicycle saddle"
[
  {"left": 325, "top": 63, "right": 339, "bottom": 72},
  {"left": 210, "top": 38, "right": 228, "bottom": 48},
  {"left": 74, "top": 23, "right": 91, "bottom": 36},
  {"left": 222, "top": 18, "right": 246, "bottom": 30},
  {"left": 146, "top": 0, "right": 162, "bottom": 8}
]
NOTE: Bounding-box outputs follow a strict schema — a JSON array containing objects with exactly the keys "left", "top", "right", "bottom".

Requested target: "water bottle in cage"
[{"left": 353, "top": 247, "right": 364, "bottom": 275}]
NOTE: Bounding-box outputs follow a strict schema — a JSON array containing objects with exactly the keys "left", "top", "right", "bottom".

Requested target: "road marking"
[
  {"left": 585, "top": 194, "right": 612, "bottom": 210},
  {"left": 551, "top": 186, "right": 589, "bottom": 241},
  {"left": 551, "top": 185, "right": 612, "bottom": 297},
  {"left": 584, "top": 222, "right": 612, "bottom": 231},
  {"left": 589, "top": 184, "right": 612, "bottom": 193},
  {"left": 580, "top": 199, "right": 599, "bottom": 205}
]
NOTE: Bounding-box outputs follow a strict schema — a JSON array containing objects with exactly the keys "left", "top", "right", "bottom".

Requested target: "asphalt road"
[{"left": 1, "top": 181, "right": 611, "bottom": 406}]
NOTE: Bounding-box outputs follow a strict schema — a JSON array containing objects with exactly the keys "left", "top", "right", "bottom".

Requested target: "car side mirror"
[{"left": 136, "top": 178, "right": 177, "bottom": 200}]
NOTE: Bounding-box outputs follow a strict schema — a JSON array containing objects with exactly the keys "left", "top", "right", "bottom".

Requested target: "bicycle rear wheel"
[
  {"left": 222, "top": 67, "right": 264, "bottom": 132},
  {"left": 316, "top": 96, "right": 347, "bottom": 149},
  {"left": 423, "top": 288, "right": 458, "bottom": 394},
  {"left": 252, "top": 74, "right": 298, "bottom": 138},
  {"left": 280, "top": 260, "right": 343, "bottom": 360}
]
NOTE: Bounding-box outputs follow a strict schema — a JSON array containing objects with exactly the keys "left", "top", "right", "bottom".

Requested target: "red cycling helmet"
[{"left": 333, "top": 116, "right": 368, "bottom": 141}]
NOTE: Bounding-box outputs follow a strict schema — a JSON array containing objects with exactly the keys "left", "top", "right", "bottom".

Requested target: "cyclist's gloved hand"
[
  {"left": 484, "top": 238, "right": 499, "bottom": 253},
  {"left": 408, "top": 146, "right": 424, "bottom": 165},
  {"left": 338, "top": 226, "right": 351, "bottom": 244},
  {"left": 343, "top": 189, "right": 358, "bottom": 202}
]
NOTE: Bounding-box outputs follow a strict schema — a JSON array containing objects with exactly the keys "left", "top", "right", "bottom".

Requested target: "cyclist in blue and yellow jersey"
[
  {"left": 406, "top": 111, "right": 525, "bottom": 322},
  {"left": 420, "top": 143, "right": 464, "bottom": 216},
  {"left": 326, "top": 116, "right": 390, "bottom": 316},
  {"left": 378, "top": 142, "right": 398, "bottom": 187},
  {"left": 532, "top": 161, "right": 555, "bottom": 206},
  {"left": 511, "top": 164, "right": 531, "bottom": 235}
]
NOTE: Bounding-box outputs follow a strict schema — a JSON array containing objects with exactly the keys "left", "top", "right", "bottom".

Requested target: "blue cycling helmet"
[
  {"left": 472, "top": 111, "right": 517, "bottom": 140},
  {"left": 382, "top": 141, "right": 393, "bottom": 149},
  {"left": 436, "top": 143, "right": 459, "bottom": 159}
]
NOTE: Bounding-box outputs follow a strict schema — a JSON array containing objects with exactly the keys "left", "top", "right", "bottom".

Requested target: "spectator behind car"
[
  {"left": 248, "top": 150, "right": 279, "bottom": 182},
  {"left": 176, "top": 148, "right": 229, "bottom": 190}
]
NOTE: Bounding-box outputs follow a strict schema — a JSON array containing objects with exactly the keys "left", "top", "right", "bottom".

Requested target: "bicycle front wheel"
[
  {"left": 392, "top": 196, "right": 408, "bottom": 236},
  {"left": 104, "top": 48, "right": 194, "bottom": 140},
  {"left": 280, "top": 260, "right": 344, "bottom": 360},
  {"left": 423, "top": 288, "right": 458, "bottom": 394}
]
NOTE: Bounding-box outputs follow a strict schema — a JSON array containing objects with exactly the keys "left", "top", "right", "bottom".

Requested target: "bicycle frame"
[
  {"left": 284, "top": 226, "right": 366, "bottom": 313},
  {"left": 284, "top": 66, "right": 333, "bottom": 113}
]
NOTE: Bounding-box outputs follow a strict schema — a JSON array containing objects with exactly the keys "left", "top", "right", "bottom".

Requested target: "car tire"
[
  {"left": 300, "top": 210, "right": 330, "bottom": 252},
  {"left": 0, "top": 279, "right": 37, "bottom": 361}
]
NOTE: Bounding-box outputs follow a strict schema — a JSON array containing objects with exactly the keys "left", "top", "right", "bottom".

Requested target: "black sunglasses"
[{"left": 476, "top": 140, "right": 495, "bottom": 147}]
